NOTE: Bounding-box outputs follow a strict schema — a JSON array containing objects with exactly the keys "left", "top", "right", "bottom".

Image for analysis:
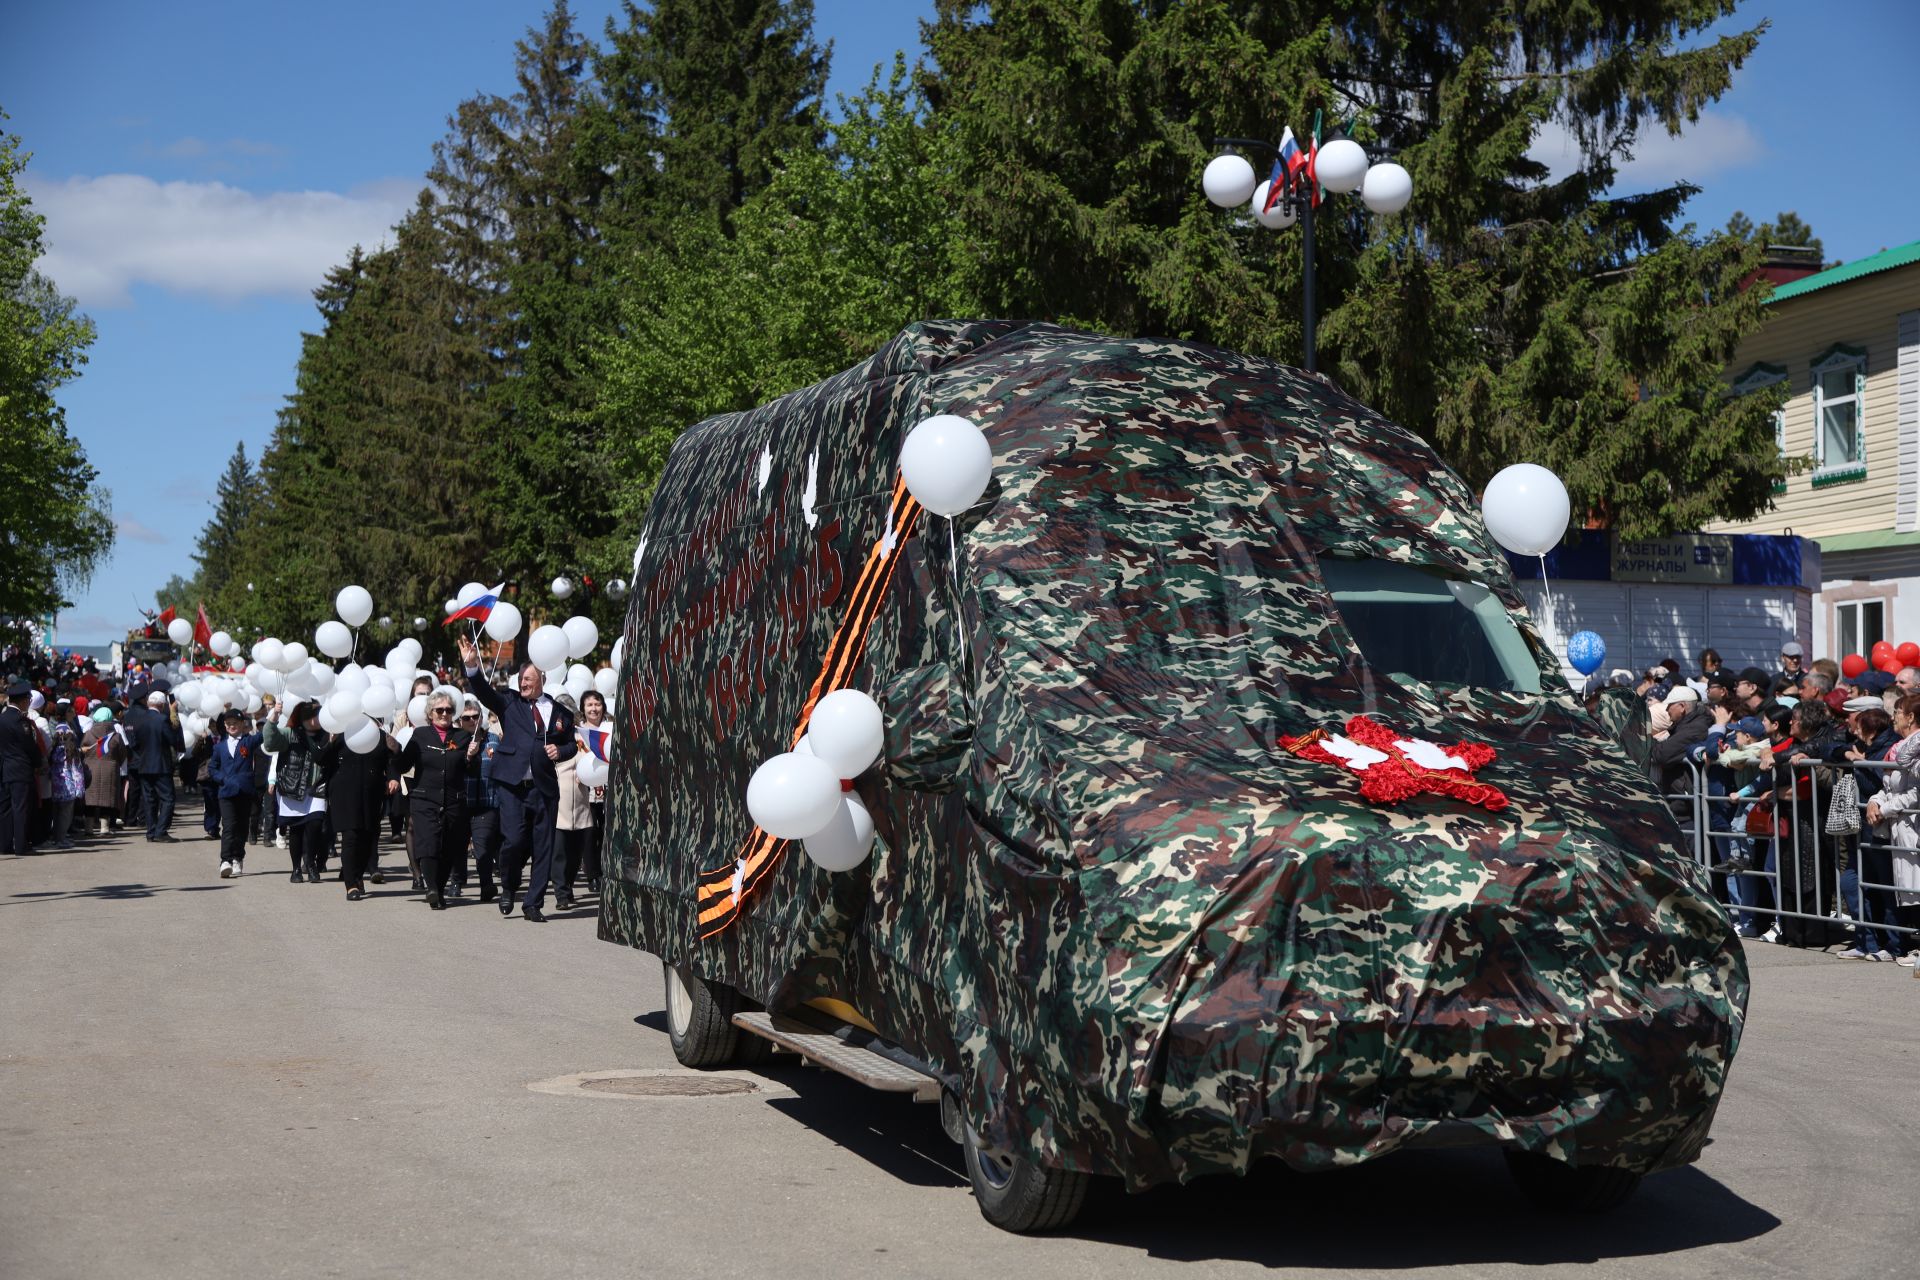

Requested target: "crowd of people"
[
  {"left": 0, "top": 634, "right": 610, "bottom": 923},
  {"left": 1591, "top": 640, "right": 1920, "bottom": 965},
  {"left": 12, "top": 631, "right": 1920, "bottom": 959}
]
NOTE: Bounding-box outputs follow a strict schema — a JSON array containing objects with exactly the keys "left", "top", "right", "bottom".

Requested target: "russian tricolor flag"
[
  {"left": 580, "top": 726, "right": 611, "bottom": 761},
  {"left": 445, "top": 583, "right": 505, "bottom": 625}
]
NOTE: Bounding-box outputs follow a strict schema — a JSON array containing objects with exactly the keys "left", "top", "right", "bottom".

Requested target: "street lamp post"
[{"left": 1202, "top": 134, "right": 1412, "bottom": 373}]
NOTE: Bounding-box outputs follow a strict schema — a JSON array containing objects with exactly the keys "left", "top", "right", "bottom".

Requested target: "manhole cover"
[{"left": 580, "top": 1074, "right": 757, "bottom": 1097}]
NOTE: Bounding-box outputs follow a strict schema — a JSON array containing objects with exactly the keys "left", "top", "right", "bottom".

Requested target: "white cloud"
[
  {"left": 1528, "top": 110, "right": 1764, "bottom": 189},
  {"left": 23, "top": 173, "right": 415, "bottom": 307},
  {"left": 115, "top": 516, "right": 169, "bottom": 545}
]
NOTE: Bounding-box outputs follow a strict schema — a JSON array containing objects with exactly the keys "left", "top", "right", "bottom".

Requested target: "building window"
[
  {"left": 1732, "top": 362, "right": 1789, "bottom": 493},
  {"left": 1836, "top": 599, "right": 1886, "bottom": 659},
  {"left": 1811, "top": 343, "right": 1868, "bottom": 486}
]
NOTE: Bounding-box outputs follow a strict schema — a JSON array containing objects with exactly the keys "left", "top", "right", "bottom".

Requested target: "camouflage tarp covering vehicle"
[{"left": 599, "top": 319, "right": 1747, "bottom": 1220}]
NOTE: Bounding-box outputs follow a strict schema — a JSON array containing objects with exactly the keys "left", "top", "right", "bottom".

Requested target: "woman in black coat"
[
  {"left": 261, "top": 701, "right": 343, "bottom": 883},
  {"left": 329, "top": 729, "right": 397, "bottom": 900},
  {"left": 393, "top": 691, "right": 473, "bottom": 910}
]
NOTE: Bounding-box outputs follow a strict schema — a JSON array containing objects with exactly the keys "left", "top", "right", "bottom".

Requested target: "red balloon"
[
  {"left": 1897, "top": 642, "right": 1920, "bottom": 668},
  {"left": 1842, "top": 653, "right": 1870, "bottom": 679},
  {"left": 1879, "top": 657, "right": 1905, "bottom": 675},
  {"left": 1872, "top": 640, "right": 1896, "bottom": 662}
]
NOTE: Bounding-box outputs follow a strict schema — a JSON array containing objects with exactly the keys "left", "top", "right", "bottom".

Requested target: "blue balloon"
[{"left": 1567, "top": 630, "right": 1607, "bottom": 676}]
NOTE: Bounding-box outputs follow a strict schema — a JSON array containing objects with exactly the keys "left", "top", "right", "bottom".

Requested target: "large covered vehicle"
[{"left": 598, "top": 320, "right": 1747, "bottom": 1231}]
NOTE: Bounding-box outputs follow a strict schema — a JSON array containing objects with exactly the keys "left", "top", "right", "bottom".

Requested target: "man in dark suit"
[
  {"left": 125, "top": 689, "right": 183, "bottom": 843},
  {"left": 0, "top": 682, "right": 42, "bottom": 855},
  {"left": 458, "top": 634, "right": 575, "bottom": 922}
]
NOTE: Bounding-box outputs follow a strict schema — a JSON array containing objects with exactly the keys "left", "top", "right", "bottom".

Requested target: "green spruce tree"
[
  {"left": 190, "top": 443, "right": 260, "bottom": 602},
  {"left": 921, "top": 1, "right": 1786, "bottom": 536}
]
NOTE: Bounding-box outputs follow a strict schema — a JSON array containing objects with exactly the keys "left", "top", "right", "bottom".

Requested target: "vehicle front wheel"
[
  {"left": 662, "top": 959, "right": 744, "bottom": 1068},
  {"left": 1504, "top": 1149, "right": 1643, "bottom": 1212},
  {"left": 961, "top": 1122, "right": 1090, "bottom": 1233}
]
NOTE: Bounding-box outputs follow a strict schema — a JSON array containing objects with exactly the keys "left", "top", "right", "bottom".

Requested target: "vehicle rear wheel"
[
  {"left": 1504, "top": 1150, "right": 1643, "bottom": 1212},
  {"left": 662, "top": 958, "right": 744, "bottom": 1068},
  {"left": 961, "top": 1122, "right": 1090, "bottom": 1233}
]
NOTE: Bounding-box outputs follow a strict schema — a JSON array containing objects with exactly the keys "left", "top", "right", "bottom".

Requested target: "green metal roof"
[
  {"left": 1812, "top": 528, "right": 1920, "bottom": 553},
  {"left": 1768, "top": 239, "right": 1920, "bottom": 303}
]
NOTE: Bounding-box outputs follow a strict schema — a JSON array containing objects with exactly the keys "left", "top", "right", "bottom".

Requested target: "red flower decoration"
[{"left": 1281, "top": 715, "right": 1507, "bottom": 811}]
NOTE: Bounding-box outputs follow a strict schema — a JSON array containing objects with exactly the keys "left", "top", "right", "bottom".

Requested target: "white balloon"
[
  {"left": 182, "top": 729, "right": 200, "bottom": 752},
  {"left": 1315, "top": 137, "right": 1368, "bottom": 194},
  {"left": 562, "top": 615, "right": 599, "bottom": 659},
  {"left": 254, "top": 667, "right": 284, "bottom": 696},
  {"left": 1359, "top": 161, "right": 1413, "bottom": 215},
  {"left": 228, "top": 655, "right": 246, "bottom": 672},
  {"left": 317, "top": 702, "right": 347, "bottom": 735},
  {"left": 551, "top": 575, "right": 574, "bottom": 599},
  {"left": 167, "top": 618, "right": 193, "bottom": 646},
  {"left": 200, "top": 686, "right": 227, "bottom": 716},
  {"left": 745, "top": 752, "right": 844, "bottom": 840},
  {"left": 1202, "top": 153, "right": 1258, "bottom": 208},
  {"left": 209, "top": 630, "right": 232, "bottom": 657},
  {"left": 344, "top": 716, "right": 382, "bottom": 754},
  {"left": 593, "top": 667, "right": 618, "bottom": 699},
  {"left": 252, "top": 638, "right": 284, "bottom": 670},
  {"left": 327, "top": 690, "right": 363, "bottom": 721},
  {"left": 1481, "top": 463, "right": 1572, "bottom": 558},
  {"left": 899, "top": 414, "right": 993, "bottom": 517},
  {"left": 245, "top": 693, "right": 262, "bottom": 714},
  {"left": 307, "top": 662, "right": 336, "bottom": 696},
  {"left": 385, "top": 647, "right": 416, "bottom": 684},
  {"left": 457, "top": 581, "right": 487, "bottom": 606},
  {"left": 807, "top": 688, "right": 885, "bottom": 779},
  {"left": 1249, "top": 179, "right": 1297, "bottom": 229},
  {"left": 281, "top": 642, "right": 309, "bottom": 671},
  {"left": 398, "top": 637, "right": 423, "bottom": 661},
  {"left": 336, "top": 585, "right": 373, "bottom": 628},
  {"left": 803, "top": 794, "right": 876, "bottom": 872},
  {"left": 484, "top": 600, "right": 523, "bottom": 642},
  {"left": 443, "top": 598, "right": 459, "bottom": 616},
  {"left": 527, "top": 624, "right": 568, "bottom": 672},
  {"left": 576, "top": 754, "right": 608, "bottom": 788},
  {"left": 335, "top": 665, "right": 370, "bottom": 696},
  {"left": 315, "top": 620, "right": 352, "bottom": 659},
  {"left": 610, "top": 636, "right": 626, "bottom": 671},
  {"left": 406, "top": 694, "right": 429, "bottom": 726},
  {"left": 566, "top": 663, "right": 593, "bottom": 687},
  {"left": 359, "top": 684, "right": 396, "bottom": 718}
]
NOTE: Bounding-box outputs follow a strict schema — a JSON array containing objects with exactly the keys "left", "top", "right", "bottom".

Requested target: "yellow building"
[{"left": 1706, "top": 241, "right": 1920, "bottom": 657}]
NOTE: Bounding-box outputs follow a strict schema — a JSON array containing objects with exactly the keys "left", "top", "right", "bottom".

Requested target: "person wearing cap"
[
  {"left": 1773, "top": 641, "right": 1806, "bottom": 694},
  {"left": 1705, "top": 709, "right": 1777, "bottom": 936},
  {"left": 207, "top": 708, "right": 264, "bottom": 879},
  {"left": 1648, "top": 684, "right": 1708, "bottom": 797},
  {"left": 0, "top": 681, "right": 43, "bottom": 856},
  {"left": 80, "top": 706, "right": 125, "bottom": 835},
  {"left": 124, "top": 689, "right": 184, "bottom": 842}
]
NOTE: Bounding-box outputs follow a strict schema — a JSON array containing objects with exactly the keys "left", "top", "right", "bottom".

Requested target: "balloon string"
[{"left": 1537, "top": 553, "right": 1554, "bottom": 622}]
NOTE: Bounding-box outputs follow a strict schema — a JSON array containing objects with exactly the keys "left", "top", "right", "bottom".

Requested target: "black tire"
[
  {"left": 960, "top": 1123, "right": 1090, "bottom": 1233},
  {"left": 1504, "top": 1150, "right": 1643, "bottom": 1212},
  {"left": 662, "top": 959, "right": 744, "bottom": 1068}
]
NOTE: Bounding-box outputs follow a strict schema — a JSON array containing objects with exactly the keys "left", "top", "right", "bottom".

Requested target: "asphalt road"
[{"left": 2, "top": 820, "right": 1914, "bottom": 1279}]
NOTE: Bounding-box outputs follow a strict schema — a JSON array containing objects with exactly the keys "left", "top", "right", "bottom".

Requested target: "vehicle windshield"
[{"left": 1320, "top": 557, "right": 1542, "bottom": 693}]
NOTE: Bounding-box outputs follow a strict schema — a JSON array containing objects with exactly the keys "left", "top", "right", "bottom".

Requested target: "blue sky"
[{"left": 5, "top": 0, "right": 1917, "bottom": 645}]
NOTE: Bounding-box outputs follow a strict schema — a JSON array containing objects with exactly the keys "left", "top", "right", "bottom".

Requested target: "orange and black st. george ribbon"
[{"left": 695, "top": 478, "right": 923, "bottom": 937}]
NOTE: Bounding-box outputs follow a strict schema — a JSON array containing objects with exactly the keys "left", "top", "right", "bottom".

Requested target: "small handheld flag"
[
  {"left": 580, "top": 725, "right": 611, "bottom": 762},
  {"left": 445, "top": 583, "right": 505, "bottom": 626}
]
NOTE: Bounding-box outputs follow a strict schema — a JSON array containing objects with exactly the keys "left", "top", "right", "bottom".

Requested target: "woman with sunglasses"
[{"left": 392, "top": 691, "right": 472, "bottom": 910}]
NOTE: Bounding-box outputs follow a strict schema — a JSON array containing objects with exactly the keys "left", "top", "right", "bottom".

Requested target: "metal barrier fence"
[{"left": 1666, "top": 756, "right": 1917, "bottom": 952}]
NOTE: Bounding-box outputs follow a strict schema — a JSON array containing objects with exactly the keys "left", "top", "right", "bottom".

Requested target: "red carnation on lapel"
[{"left": 1281, "top": 715, "right": 1507, "bottom": 811}]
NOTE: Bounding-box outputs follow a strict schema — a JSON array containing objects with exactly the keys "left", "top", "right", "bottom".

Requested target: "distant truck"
[{"left": 597, "top": 321, "right": 1748, "bottom": 1232}]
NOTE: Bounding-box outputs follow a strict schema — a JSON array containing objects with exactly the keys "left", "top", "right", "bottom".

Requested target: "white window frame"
[
  {"left": 1811, "top": 343, "right": 1868, "bottom": 484},
  {"left": 1732, "top": 362, "right": 1788, "bottom": 492},
  {"left": 1836, "top": 597, "right": 1887, "bottom": 659}
]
